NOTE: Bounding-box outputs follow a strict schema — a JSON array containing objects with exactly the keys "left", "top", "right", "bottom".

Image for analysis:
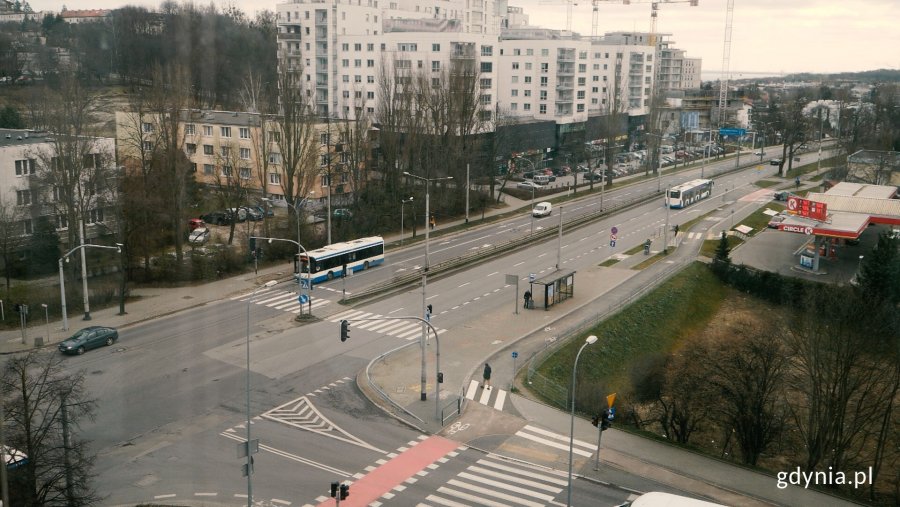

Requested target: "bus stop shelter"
[{"left": 529, "top": 269, "right": 576, "bottom": 310}]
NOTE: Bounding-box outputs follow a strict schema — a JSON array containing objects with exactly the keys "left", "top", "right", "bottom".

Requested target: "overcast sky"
[{"left": 30, "top": 0, "right": 899, "bottom": 77}]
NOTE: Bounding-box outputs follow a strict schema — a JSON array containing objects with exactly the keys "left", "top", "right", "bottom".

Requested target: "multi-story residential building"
[
  {"left": 115, "top": 110, "right": 356, "bottom": 209},
  {"left": 0, "top": 128, "right": 116, "bottom": 245}
]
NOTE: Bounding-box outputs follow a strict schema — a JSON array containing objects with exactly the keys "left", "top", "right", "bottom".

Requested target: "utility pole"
[{"left": 664, "top": 186, "right": 670, "bottom": 254}]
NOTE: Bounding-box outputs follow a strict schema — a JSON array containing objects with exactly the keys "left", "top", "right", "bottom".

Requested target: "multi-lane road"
[{"left": 72, "top": 148, "right": 810, "bottom": 506}]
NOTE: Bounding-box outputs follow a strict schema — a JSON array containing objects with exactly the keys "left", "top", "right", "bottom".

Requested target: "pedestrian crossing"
[
  {"left": 514, "top": 425, "right": 597, "bottom": 458},
  {"left": 421, "top": 453, "right": 568, "bottom": 507},
  {"left": 330, "top": 310, "right": 448, "bottom": 341},
  {"left": 464, "top": 380, "right": 508, "bottom": 411},
  {"left": 683, "top": 232, "right": 704, "bottom": 241},
  {"left": 230, "top": 288, "right": 330, "bottom": 314}
]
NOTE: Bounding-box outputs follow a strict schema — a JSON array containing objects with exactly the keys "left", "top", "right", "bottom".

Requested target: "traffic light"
[
  {"left": 339, "top": 483, "right": 350, "bottom": 500},
  {"left": 591, "top": 414, "right": 599, "bottom": 427},
  {"left": 600, "top": 408, "right": 612, "bottom": 431},
  {"left": 330, "top": 481, "right": 339, "bottom": 498},
  {"left": 340, "top": 320, "right": 350, "bottom": 342}
]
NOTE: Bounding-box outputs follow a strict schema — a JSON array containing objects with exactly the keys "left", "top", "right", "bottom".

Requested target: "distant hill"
[{"left": 781, "top": 69, "right": 900, "bottom": 83}]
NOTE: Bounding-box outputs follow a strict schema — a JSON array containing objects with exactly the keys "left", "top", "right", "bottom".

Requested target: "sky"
[{"left": 29, "top": 0, "right": 900, "bottom": 77}]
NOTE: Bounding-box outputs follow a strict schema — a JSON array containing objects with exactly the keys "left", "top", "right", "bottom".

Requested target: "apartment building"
[
  {"left": 115, "top": 110, "right": 354, "bottom": 209},
  {"left": 0, "top": 128, "right": 116, "bottom": 244}
]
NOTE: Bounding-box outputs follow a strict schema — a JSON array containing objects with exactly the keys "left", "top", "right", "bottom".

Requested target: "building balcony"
[{"left": 278, "top": 32, "right": 302, "bottom": 40}]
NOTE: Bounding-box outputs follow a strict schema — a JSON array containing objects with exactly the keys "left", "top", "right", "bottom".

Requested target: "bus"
[
  {"left": 625, "top": 492, "right": 725, "bottom": 507},
  {"left": 666, "top": 179, "right": 713, "bottom": 208},
  {"left": 295, "top": 236, "right": 385, "bottom": 285}
]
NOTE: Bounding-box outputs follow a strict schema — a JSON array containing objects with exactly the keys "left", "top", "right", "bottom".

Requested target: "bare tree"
[
  {"left": 212, "top": 141, "right": 253, "bottom": 245},
  {"left": 655, "top": 342, "right": 714, "bottom": 445},
  {"left": 0, "top": 197, "right": 24, "bottom": 294},
  {"left": 1, "top": 351, "right": 101, "bottom": 506}
]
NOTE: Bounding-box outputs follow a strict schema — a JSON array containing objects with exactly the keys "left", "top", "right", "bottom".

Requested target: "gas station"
[{"left": 773, "top": 182, "right": 900, "bottom": 272}]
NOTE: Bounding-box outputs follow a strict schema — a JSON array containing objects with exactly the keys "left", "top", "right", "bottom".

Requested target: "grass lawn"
[
  {"left": 700, "top": 234, "right": 743, "bottom": 257},
  {"left": 599, "top": 258, "right": 620, "bottom": 267},
  {"left": 754, "top": 179, "right": 780, "bottom": 188},
  {"left": 623, "top": 243, "right": 646, "bottom": 255},
  {"left": 531, "top": 262, "right": 728, "bottom": 392},
  {"left": 632, "top": 250, "right": 670, "bottom": 270}
]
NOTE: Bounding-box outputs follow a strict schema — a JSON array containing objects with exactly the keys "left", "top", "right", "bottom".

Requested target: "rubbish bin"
[{"left": 34, "top": 337, "right": 44, "bottom": 348}]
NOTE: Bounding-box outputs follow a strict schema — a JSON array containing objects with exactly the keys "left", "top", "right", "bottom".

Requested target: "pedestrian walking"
[
  {"left": 429, "top": 214, "right": 436, "bottom": 230},
  {"left": 481, "top": 363, "right": 492, "bottom": 389},
  {"left": 795, "top": 176, "right": 800, "bottom": 188},
  {"left": 523, "top": 290, "right": 532, "bottom": 309}
]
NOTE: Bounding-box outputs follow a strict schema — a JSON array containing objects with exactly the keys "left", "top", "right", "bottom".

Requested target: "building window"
[
  {"left": 57, "top": 215, "right": 68, "bottom": 230},
  {"left": 239, "top": 167, "right": 251, "bottom": 179},
  {"left": 398, "top": 43, "right": 417, "bottom": 51},
  {"left": 432, "top": 43, "right": 440, "bottom": 51},
  {"left": 432, "top": 77, "right": 441, "bottom": 88},
  {"left": 204, "top": 164, "right": 214, "bottom": 175},
  {"left": 186, "top": 143, "right": 197, "bottom": 154},
  {"left": 368, "top": 43, "right": 374, "bottom": 51},
  {"left": 541, "top": 49, "right": 549, "bottom": 57},
  {"left": 143, "top": 141, "right": 152, "bottom": 151},
  {"left": 524, "top": 89, "right": 532, "bottom": 97},
  {"left": 185, "top": 124, "right": 195, "bottom": 135},
  {"left": 342, "top": 59, "right": 349, "bottom": 68},
  {"left": 239, "top": 127, "right": 250, "bottom": 139},
  {"left": 367, "top": 91, "right": 375, "bottom": 99},
  {"left": 354, "top": 75, "right": 362, "bottom": 83},
  {"left": 342, "top": 43, "right": 349, "bottom": 51},
  {"left": 14, "top": 159, "right": 35, "bottom": 176},
  {"left": 204, "top": 144, "right": 214, "bottom": 155},
  {"left": 481, "top": 45, "right": 493, "bottom": 56},
  {"left": 220, "top": 127, "right": 233, "bottom": 137},
  {"left": 512, "top": 62, "right": 519, "bottom": 70},
  {"left": 21, "top": 219, "right": 32, "bottom": 235},
  {"left": 525, "top": 62, "right": 532, "bottom": 70},
  {"left": 269, "top": 153, "right": 281, "bottom": 164},
  {"left": 540, "top": 63, "right": 548, "bottom": 73},
  {"left": 269, "top": 172, "right": 281, "bottom": 184},
  {"left": 578, "top": 64, "right": 586, "bottom": 72},
  {"left": 480, "top": 94, "right": 491, "bottom": 104},
  {"left": 367, "top": 59, "right": 375, "bottom": 67},
  {"left": 222, "top": 165, "right": 233, "bottom": 177},
  {"left": 510, "top": 103, "right": 518, "bottom": 110},
  {"left": 578, "top": 77, "right": 586, "bottom": 86},
  {"left": 539, "top": 104, "right": 547, "bottom": 114},
  {"left": 432, "top": 61, "right": 441, "bottom": 72},
  {"left": 16, "top": 189, "right": 31, "bottom": 206},
  {"left": 524, "top": 76, "right": 532, "bottom": 83},
  {"left": 513, "top": 49, "right": 520, "bottom": 56},
  {"left": 268, "top": 130, "right": 281, "bottom": 143},
  {"left": 480, "top": 78, "right": 492, "bottom": 89},
  {"left": 320, "top": 132, "right": 330, "bottom": 145},
  {"left": 354, "top": 59, "right": 361, "bottom": 67},
  {"left": 240, "top": 147, "right": 251, "bottom": 159},
  {"left": 220, "top": 146, "right": 230, "bottom": 157},
  {"left": 511, "top": 89, "right": 518, "bottom": 97},
  {"left": 203, "top": 125, "right": 213, "bottom": 136},
  {"left": 524, "top": 103, "right": 531, "bottom": 111},
  {"left": 88, "top": 208, "right": 104, "bottom": 224},
  {"left": 540, "top": 90, "right": 547, "bottom": 100},
  {"left": 480, "top": 62, "right": 492, "bottom": 73},
  {"left": 511, "top": 76, "right": 519, "bottom": 83},
  {"left": 577, "top": 104, "right": 585, "bottom": 112},
  {"left": 354, "top": 43, "right": 362, "bottom": 51},
  {"left": 142, "top": 122, "right": 154, "bottom": 133}
]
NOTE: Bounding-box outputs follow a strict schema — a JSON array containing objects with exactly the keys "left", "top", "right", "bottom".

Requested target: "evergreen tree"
[
  {"left": 715, "top": 231, "right": 731, "bottom": 264},
  {"left": 856, "top": 231, "right": 900, "bottom": 305},
  {"left": 0, "top": 105, "right": 24, "bottom": 128}
]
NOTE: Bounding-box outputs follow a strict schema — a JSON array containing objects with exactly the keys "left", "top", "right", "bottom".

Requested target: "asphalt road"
[{"left": 69, "top": 148, "right": 819, "bottom": 505}]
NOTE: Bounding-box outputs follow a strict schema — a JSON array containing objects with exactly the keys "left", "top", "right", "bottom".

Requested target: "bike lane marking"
[{"left": 316, "top": 435, "right": 460, "bottom": 506}]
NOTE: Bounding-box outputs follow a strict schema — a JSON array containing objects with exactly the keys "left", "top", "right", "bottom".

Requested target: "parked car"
[
  {"left": 532, "top": 201, "right": 552, "bottom": 217},
  {"left": 250, "top": 204, "right": 275, "bottom": 217},
  {"left": 189, "top": 227, "right": 210, "bottom": 244},
  {"left": 188, "top": 218, "right": 206, "bottom": 231},
  {"left": 200, "top": 211, "right": 232, "bottom": 226},
  {"left": 226, "top": 207, "right": 248, "bottom": 222},
  {"left": 332, "top": 208, "right": 353, "bottom": 220},
  {"left": 770, "top": 158, "right": 783, "bottom": 166},
  {"left": 517, "top": 180, "right": 542, "bottom": 190},
  {"left": 768, "top": 215, "right": 787, "bottom": 228},
  {"left": 773, "top": 191, "right": 790, "bottom": 201},
  {"left": 533, "top": 175, "right": 551, "bottom": 185},
  {"left": 58, "top": 326, "right": 119, "bottom": 355},
  {"left": 240, "top": 206, "right": 263, "bottom": 221}
]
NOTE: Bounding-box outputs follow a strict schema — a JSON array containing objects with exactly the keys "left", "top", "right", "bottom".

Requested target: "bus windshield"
[{"left": 669, "top": 190, "right": 681, "bottom": 198}]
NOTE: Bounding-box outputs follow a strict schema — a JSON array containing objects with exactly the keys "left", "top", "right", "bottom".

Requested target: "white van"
[
  {"left": 533, "top": 175, "right": 551, "bottom": 185},
  {"left": 532, "top": 201, "right": 552, "bottom": 217}
]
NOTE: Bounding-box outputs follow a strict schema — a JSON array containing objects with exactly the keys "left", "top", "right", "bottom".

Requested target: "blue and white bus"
[
  {"left": 296, "top": 236, "right": 385, "bottom": 285},
  {"left": 666, "top": 179, "right": 713, "bottom": 208}
]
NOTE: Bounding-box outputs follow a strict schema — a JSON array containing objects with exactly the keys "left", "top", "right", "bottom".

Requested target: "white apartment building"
[
  {"left": 276, "top": 0, "right": 698, "bottom": 141},
  {"left": 0, "top": 129, "right": 116, "bottom": 242}
]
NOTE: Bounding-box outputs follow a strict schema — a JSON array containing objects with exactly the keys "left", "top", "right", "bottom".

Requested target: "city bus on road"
[
  {"left": 623, "top": 492, "right": 725, "bottom": 507},
  {"left": 666, "top": 179, "right": 714, "bottom": 208},
  {"left": 295, "top": 236, "right": 385, "bottom": 285}
]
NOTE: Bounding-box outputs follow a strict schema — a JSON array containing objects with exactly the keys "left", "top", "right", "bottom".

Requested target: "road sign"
[
  {"left": 512, "top": 351, "right": 518, "bottom": 359},
  {"left": 298, "top": 294, "right": 310, "bottom": 304},
  {"left": 718, "top": 127, "right": 746, "bottom": 137},
  {"left": 528, "top": 273, "right": 536, "bottom": 283},
  {"left": 300, "top": 279, "right": 311, "bottom": 290},
  {"left": 611, "top": 226, "right": 618, "bottom": 234},
  {"left": 609, "top": 240, "right": 616, "bottom": 247},
  {"left": 610, "top": 233, "right": 617, "bottom": 240},
  {"left": 607, "top": 392, "right": 617, "bottom": 408}
]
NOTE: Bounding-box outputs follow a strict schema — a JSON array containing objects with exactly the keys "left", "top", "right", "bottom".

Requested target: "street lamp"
[
  {"left": 58, "top": 243, "right": 122, "bottom": 331},
  {"left": 400, "top": 196, "right": 414, "bottom": 246},
  {"left": 245, "top": 279, "right": 277, "bottom": 507},
  {"left": 514, "top": 157, "right": 537, "bottom": 235},
  {"left": 252, "top": 236, "right": 310, "bottom": 316},
  {"left": 403, "top": 171, "right": 452, "bottom": 402},
  {"left": 567, "top": 334, "right": 598, "bottom": 507},
  {"left": 41, "top": 303, "right": 49, "bottom": 344}
]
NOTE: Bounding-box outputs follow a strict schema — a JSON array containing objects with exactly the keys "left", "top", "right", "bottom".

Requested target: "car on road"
[
  {"left": 200, "top": 211, "right": 233, "bottom": 226},
  {"left": 240, "top": 206, "right": 264, "bottom": 221},
  {"left": 773, "top": 191, "right": 790, "bottom": 201},
  {"left": 332, "top": 208, "right": 353, "bottom": 220},
  {"left": 770, "top": 158, "right": 783, "bottom": 166},
  {"left": 768, "top": 215, "right": 787, "bottom": 228},
  {"left": 189, "top": 227, "right": 210, "bottom": 244},
  {"left": 532, "top": 201, "right": 552, "bottom": 217},
  {"left": 517, "top": 180, "right": 542, "bottom": 190},
  {"left": 58, "top": 326, "right": 119, "bottom": 355}
]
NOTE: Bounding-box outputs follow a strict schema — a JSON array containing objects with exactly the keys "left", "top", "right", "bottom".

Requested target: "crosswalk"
[
  {"left": 330, "top": 310, "right": 448, "bottom": 340},
  {"left": 683, "top": 232, "right": 705, "bottom": 241},
  {"left": 514, "top": 425, "right": 597, "bottom": 458},
  {"left": 464, "top": 380, "right": 508, "bottom": 411},
  {"left": 421, "top": 453, "right": 568, "bottom": 507},
  {"left": 230, "top": 288, "right": 331, "bottom": 314}
]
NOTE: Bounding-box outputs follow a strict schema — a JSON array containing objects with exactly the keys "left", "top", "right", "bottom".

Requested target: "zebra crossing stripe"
[
  {"left": 492, "top": 389, "right": 507, "bottom": 411},
  {"left": 257, "top": 292, "right": 294, "bottom": 305},
  {"left": 515, "top": 427, "right": 594, "bottom": 457},
  {"left": 393, "top": 326, "right": 426, "bottom": 340},
  {"left": 465, "top": 380, "right": 479, "bottom": 400},
  {"left": 376, "top": 321, "right": 411, "bottom": 334},
  {"left": 456, "top": 472, "right": 556, "bottom": 501},
  {"left": 424, "top": 494, "right": 469, "bottom": 507},
  {"left": 435, "top": 486, "right": 512, "bottom": 507},
  {"left": 521, "top": 424, "right": 595, "bottom": 451},
  {"left": 445, "top": 479, "right": 545, "bottom": 507},
  {"left": 356, "top": 318, "right": 389, "bottom": 330},
  {"left": 330, "top": 309, "right": 367, "bottom": 322},
  {"left": 478, "top": 386, "right": 492, "bottom": 405},
  {"left": 475, "top": 459, "right": 568, "bottom": 485},
  {"left": 232, "top": 288, "right": 277, "bottom": 301},
  {"left": 365, "top": 319, "right": 402, "bottom": 332},
  {"left": 467, "top": 465, "right": 562, "bottom": 493}
]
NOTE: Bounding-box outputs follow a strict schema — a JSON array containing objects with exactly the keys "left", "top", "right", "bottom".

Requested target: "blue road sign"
[
  {"left": 298, "top": 294, "right": 310, "bottom": 305},
  {"left": 300, "top": 279, "right": 311, "bottom": 290},
  {"left": 609, "top": 240, "right": 616, "bottom": 247},
  {"left": 512, "top": 351, "right": 518, "bottom": 359},
  {"left": 718, "top": 128, "right": 746, "bottom": 137},
  {"left": 609, "top": 407, "right": 616, "bottom": 419}
]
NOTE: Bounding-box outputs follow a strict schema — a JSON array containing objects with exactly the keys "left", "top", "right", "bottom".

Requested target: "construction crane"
[
  {"left": 591, "top": 0, "right": 698, "bottom": 44},
  {"left": 717, "top": 0, "right": 735, "bottom": 128},
  {"left": 539, "top": 0, "right": 578, "bottom": 32}
]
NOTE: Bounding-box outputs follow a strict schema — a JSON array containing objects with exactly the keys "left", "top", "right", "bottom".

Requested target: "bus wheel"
[
  {"left": 327, "top": 271, "right": 334, "bottom": 281},
  {"left": 363, "top": 261, "right": 369, "bottom": 270}
]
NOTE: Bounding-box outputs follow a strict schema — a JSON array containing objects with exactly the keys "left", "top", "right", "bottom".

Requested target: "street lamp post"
[
  {"left": 567, "top": 335, "right": 598, "bottom": 507},
  {"left": 58, "top": 243, "right": 122, "bottom": 332},
  {"left": 400, "top": 196, "right": 414, "bottom": 246},
  {"left": 41, "top": 303, "right": 49, "bottom": 344},
  {"left": 403, "top": 171, "right": 452, "bottom": 402},
  {"left": 245, "top": 279, "right": 277, "bottom": 507},
  {"left": 252, "top": 236, "right": 310, "bottom": 316},
  {"left": 515, "top": 157, "right": 537, "bottom": 234}
]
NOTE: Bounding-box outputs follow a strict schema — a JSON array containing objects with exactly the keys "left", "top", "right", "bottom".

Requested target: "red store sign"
[{"left": 787, "top": 196, "right": 828, "bottom": 222}]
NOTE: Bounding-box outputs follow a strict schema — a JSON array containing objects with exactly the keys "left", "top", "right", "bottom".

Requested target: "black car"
[
  {"left": 58, "top": 326, "right": 119, "bottom": 355},
  {"left": 770, "top": 158, "right": 783, "bottom": 166},
  {"left": 200, "top": 211, "right": 233, "bottom": 226}
]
